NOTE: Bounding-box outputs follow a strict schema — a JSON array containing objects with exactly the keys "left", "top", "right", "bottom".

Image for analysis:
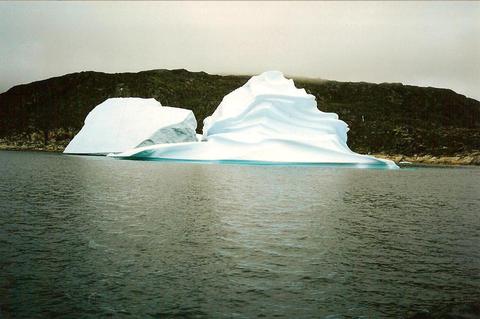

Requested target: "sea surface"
[{"left": 0, "top": 150, "right": 479, "bottom": 318}]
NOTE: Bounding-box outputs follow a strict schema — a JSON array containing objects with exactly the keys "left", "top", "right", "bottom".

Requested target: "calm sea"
[{"left": 0, "top": 151, "right": 479, "bottom": 318}]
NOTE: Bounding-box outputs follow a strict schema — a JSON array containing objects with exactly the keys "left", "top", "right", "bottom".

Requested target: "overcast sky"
[{"left": 1, "top": 1, "right": 479, "bottom": 100}]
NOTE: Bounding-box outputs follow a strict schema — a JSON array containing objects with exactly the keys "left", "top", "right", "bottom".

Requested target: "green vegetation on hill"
[{"left": 0, "top": 69, "right": 479, "bottom": 156}]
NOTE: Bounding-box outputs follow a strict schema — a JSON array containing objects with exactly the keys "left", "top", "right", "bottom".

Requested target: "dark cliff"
[{"left": 0, "top": 69, "right": 479, "bottom": 156}]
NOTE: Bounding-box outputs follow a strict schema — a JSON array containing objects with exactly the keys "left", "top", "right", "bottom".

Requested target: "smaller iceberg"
[
  {"left": 111, "top": 71, "right": 398, "bottom": 169},
  {"left": 64, "top": 98, "right": 197, "bottom": 155}
]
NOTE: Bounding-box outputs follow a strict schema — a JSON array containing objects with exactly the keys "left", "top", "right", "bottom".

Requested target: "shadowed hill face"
[{"left": 0, "top": 69, "right": 479, "bottom": 156}]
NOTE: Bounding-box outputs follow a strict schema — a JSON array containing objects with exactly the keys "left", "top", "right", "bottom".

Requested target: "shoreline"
[
  {"left": 372, "top": 153, "right": 480, "bottom": 166},
  {"left": 1, "top": 145, "right": 479, "bottom": 166}
]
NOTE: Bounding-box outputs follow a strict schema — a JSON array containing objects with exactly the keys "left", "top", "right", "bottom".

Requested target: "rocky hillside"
[{"left": 0, "top": 69, "right": 479, "bottom": 156}]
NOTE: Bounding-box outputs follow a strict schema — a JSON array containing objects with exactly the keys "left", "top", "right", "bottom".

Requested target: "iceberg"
[
  {"left": 64, "top": 97, "right": 197, "bottom": 155},
  {"left": 111, "top": 71, "right": 398, "bottom": 168}
]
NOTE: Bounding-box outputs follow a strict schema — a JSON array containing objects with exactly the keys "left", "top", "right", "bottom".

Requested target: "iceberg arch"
[{"left": 111, "top": 72, "right": 398, "bottom": 168}]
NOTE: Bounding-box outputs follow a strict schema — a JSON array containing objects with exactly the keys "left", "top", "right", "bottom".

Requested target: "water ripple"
[{"left": 0, "top": 151, "right": 479, "bottom": 318}]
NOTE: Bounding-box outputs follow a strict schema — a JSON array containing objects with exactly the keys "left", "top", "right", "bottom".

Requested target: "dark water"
[{"left": 0, "top": 151, "right": 479, "bottom": 318}]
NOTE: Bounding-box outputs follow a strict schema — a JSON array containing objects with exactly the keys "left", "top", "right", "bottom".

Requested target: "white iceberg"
[
  {"left": 64, "top": 97, "right": 197, "bottom": 155},
  {"left": 111, "top": 71, "right": 398, "bottom": 168}
]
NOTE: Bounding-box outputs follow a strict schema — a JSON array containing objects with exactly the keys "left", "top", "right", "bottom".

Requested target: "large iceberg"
[
  {"left": 64, "top": 98, "right": 197, "bottom": 155},
  {"left": 111, "top": 72, "right": 398, "bottom": 168}
]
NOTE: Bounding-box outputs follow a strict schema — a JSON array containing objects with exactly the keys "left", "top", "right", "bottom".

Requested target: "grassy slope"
[{"left": 0, "top": 69, "right": 479, "bottom": 156}]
